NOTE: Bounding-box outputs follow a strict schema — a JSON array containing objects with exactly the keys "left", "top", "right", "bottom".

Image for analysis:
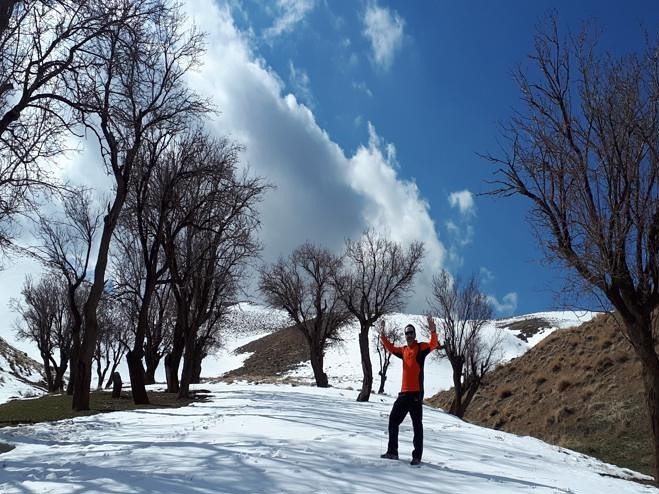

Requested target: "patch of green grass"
[{"left": 0, "top": 390, "right": 207, "bottom": 427}]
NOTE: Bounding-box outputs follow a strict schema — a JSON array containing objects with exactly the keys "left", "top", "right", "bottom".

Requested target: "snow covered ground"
[
  {"left": 0, "top": 382, "right": 655, "bottom": 493},
  {"left": 0, "top": 338, "right": 46, "bottom": 404}
]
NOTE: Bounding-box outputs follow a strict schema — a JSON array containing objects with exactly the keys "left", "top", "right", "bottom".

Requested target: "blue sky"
[
  {"left": 2, "top": 0, "right": 658, "bottom": 339},
  {"left": 191, "top": 0, "right": 656, "bottom": 316}
]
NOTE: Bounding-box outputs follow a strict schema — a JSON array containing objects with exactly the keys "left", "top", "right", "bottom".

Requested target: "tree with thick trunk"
[
  {"left": 259, "top": 243, "right": 351, "bottom": 388},
  {"left": 486, "top": 15, "right": 659, "bottom": 479},
  {"left": 66, "top": 0, "right": 207, "bottom": 410},
  {"left": 332, "top": 229, "right": 424, "bottom": 401},
  {"left": 159, "top": 132, "right": 265, "bottom": 399},
  {"left": 33, "top": 189, "right": 100, "bottom": 395}
]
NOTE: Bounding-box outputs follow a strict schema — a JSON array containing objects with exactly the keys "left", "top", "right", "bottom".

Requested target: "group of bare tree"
[
  {"left": 259, "top": 230, "right": 427, "bottom": 400},
  {"left": 3, "top": 0, "right": 264, "bottom": 410}
]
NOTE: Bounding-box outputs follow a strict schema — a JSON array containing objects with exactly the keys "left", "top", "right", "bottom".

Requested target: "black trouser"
[{"left": 387, "top": 392, "right": 423, "bottom": 459}]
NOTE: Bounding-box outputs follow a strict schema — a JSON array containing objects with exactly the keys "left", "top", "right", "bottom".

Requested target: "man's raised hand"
[{"left": 427, "top": 315, "right": 437, "bottom": 333}]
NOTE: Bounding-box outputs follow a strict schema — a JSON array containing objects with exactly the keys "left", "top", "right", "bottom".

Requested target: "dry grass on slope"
[
  {"left": 220, "top": 326, "right": 309, "bottom": 383},
  {"left": 426, "top": 313, "right": 653, "bottom": 476}
]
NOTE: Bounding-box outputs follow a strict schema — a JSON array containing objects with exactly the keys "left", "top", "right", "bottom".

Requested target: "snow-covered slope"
[
  {"left": 0, "top": 382, "right": 654, "bottom": 493},
  {"left": 212, "top": 305, "right": 599, "bottom": 397},
  {"left": 0, "top": 337, "right": 46, "bottom": 403}
]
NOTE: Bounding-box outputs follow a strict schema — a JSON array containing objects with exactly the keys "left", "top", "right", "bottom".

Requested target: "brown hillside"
[
  {"left": 426, "top": 313, "right": 652, "bottom": 476},
  {"left": 222, "top": 326, "right": 309, "bottom": 381}
]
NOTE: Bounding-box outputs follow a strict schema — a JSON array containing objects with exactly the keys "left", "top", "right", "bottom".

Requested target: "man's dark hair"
[{"left": 405, "top": 324, "right": 416, "bottom": 333}]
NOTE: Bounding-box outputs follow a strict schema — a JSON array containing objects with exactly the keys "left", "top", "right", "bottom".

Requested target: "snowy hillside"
[
  {"left": 0, "top": 337, "right": 46, "bottom": 403},
  {"left": 0, "top": 303, "right": 597, "bottom": 404},
  {"left": 0, "top": 382, "right": 655, "bottom": 493},
  {"left": 208, "top": 304, "right": 598, "bottom": 397}
]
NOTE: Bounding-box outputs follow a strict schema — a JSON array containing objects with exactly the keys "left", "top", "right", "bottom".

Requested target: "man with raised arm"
[{"left": 379, "top": 316, "right": 440, "bottom": 466}]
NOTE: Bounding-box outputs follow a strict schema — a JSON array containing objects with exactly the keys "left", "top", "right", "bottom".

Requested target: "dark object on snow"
[{"left": 111, "top": 372, "right": 122, "bottom": 398}]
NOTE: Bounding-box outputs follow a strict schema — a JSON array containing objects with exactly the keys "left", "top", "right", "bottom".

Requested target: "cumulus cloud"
[
  {"left": 487, "top": 292, "right": 518, "bottom": 315},
  {"left": 263, "top": 0, "right": 315, "bottom": 40},
  {"left": 184, "top": 0, "right": 445, "bottom": 312},
  {"left": 362, "top": 1, "right": 404, "bottom": 70},
  {"left": 448, "top": 189, "right": 476, "bottom": 216}
]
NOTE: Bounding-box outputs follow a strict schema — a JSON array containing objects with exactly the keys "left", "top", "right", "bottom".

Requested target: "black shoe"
[
  {"left": 380, "top": 452, "right": 399, "bottom": 460},
  {"left": 410, "top": 458, "right": 421, "bottom": 466}
]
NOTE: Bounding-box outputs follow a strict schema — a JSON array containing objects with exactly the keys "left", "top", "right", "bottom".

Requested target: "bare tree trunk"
[
  {"left": 95, "top": 355, "right": 111, "bottom": 391},
  {"left": 377, "top": 356, "right": 393, "bottom": 394},
  {"left": 357, "top": 325, "right": 373, "bottom": 402},
  {"left": 54, "top": 351, "right": 68, "bottom": 393},
  {"left": 104, "top": 360, "right": 121, "bottom": 389},
  {"left": 73, "top": 181, "right": 127, "bottom": 411},
  {"left": 641, "top": 361, "right": 659, "bottom": 482},
  {"left": 71, "top": 342, "right": 94, "bottom": 410},
  {"left": 629, "top": 317, "right": 659, "bottom": 482},
  {"left": 191, "top": 359, "right": 202, "bottom": 384},
  {"left": 41, "top": 353, "right": 55, "bottom": 392},
  {"left": 126, "top": 350, "right": 149, "bottom": 404},
  {"left": 459, "top": 379, "right": 481, "bottom": 418},
  {"left": 144, "top": 348, "right": 161, "bottom": 385},
  {"left": 128, "top": 269, "right": 158, "bottom": 403},
  {"left": 190, "top": 343, "right": 204, "bottom": 384},
  {"left": 144, "top": 361, "right": 158, "bottom": 385},
  {"left": 309, "top": 342, "right": 328, "bottom": 388},
  {"left": 165, "top": 317, "right": 185, "bottom": 393},
  {"left": 178, "top": 336, "right": 196, "bottom": 399},
  {"left": 449, "top": 365, "right": 464, "bottom": 416}
]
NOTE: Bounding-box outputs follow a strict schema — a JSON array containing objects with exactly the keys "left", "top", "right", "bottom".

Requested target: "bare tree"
[
  {"left": 160, "top": 133, "right": 266, "bottom": 398},
  {"left": 373, "top": 320, "right": 402, "bottom": 394},
  {"left": 259, "top": 243, "right": 351, "bottom": 388},
  {"left": 93, "top": 294, "right": 129, "bottom": 390},
  {"left": 66, "top": 0, "right": 208, "bottom": 410},
  {"left": 0, "top": 0, "right": 123, "bottom": 250},
  {"left": 11, "top": 273, "right": 70, "bottom": 392},
  {"left": 144, "top": 284, "right": 175, "bottom": 384},
  {"left": 33, "top": 189, "right": 101, "bottom": 394},
  {"left": 486, "top": 15, "right": 659, "bottom": 478},
  {"left": 332, "top": 229, "right": 424, "bottom": 401},
  {"left": 430, "top": 270, "right": 497, "bottom": 418},
  {"left": 110, "top": 131, "right": 176, "bottom": 404}
]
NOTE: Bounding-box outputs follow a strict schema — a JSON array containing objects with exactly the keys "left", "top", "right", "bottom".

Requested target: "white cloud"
[
  {"left": 362, "top": 1, "right": 404, "bottom": 70},
  {"left": 263, "top": 0, "right": 315, "bottom": 40},
  {"left": 445, "top": 219, "right": 473, "bottom": 247},
  {"left": 448, "top": 189, "right": 476, "bottom": 216},
  {"left": 480, "top": 267, "right": 494, "bottom": 284},
  {"left": 183, "top": 0, "right": 446, "bottom": 312},
  {"left": 352, "top": 81, "right": 373, "bottom": 97},
  {"left": 288, "top": 61, "right": 314, "bottom": 108},
  {"left": 487, "top": 292, "right": 518, "bottom": 315}
]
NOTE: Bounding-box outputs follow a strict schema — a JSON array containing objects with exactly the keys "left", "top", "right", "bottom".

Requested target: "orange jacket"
[{"left": 381, "top": 331, "right": 439, "bottom": 394}]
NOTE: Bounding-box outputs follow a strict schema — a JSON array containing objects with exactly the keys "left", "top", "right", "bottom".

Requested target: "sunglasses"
[{"left": 404, "top": 331, "right": 415, "bottom": 336}]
